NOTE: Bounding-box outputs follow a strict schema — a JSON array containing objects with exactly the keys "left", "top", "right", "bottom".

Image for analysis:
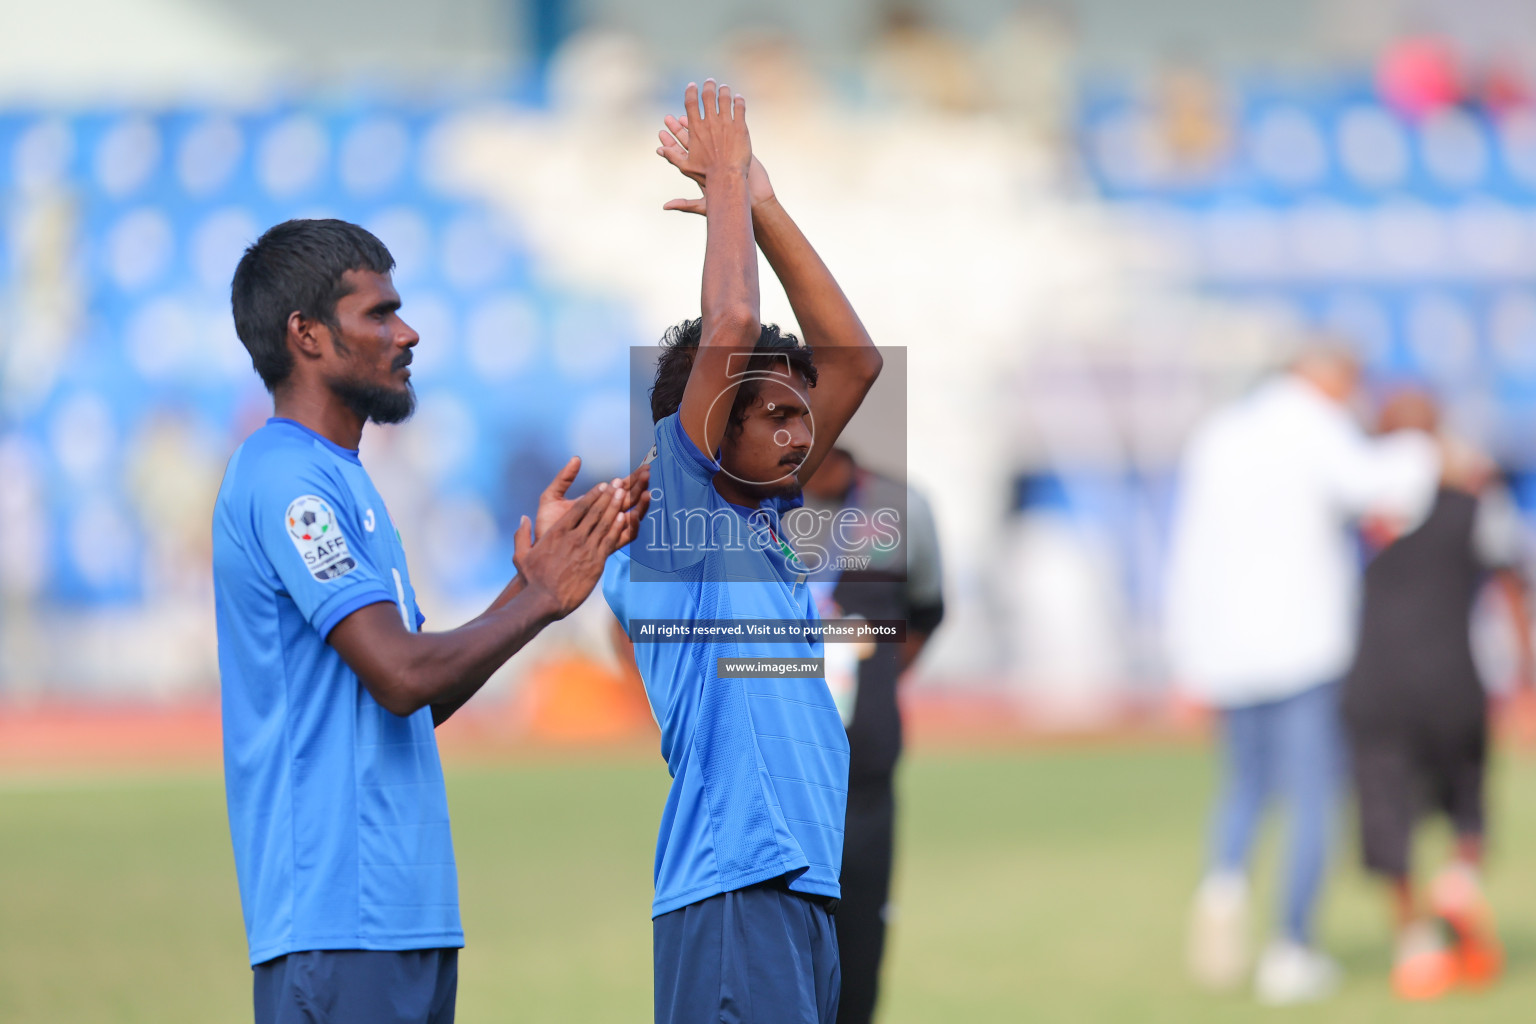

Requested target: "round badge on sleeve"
[{"left": 286, "top": 495, "right": 358, "bottom": 581}]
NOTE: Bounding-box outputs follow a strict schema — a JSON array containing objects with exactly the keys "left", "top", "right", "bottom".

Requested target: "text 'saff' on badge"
[{"left": 285, "top": 495, "right": 358, "bottom": 581}]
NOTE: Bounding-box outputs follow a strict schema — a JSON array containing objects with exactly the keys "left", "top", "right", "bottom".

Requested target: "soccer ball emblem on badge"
[{"left": 287, "top": 496, "right": 335, "bottom": 542}]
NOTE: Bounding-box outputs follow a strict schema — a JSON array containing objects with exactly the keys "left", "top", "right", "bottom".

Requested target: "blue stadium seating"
[
  {"left": 1078, "top": 76, "right": 1536, "bottom": 485},
  {"left": 0, "top": 101, "right": 635, "bottom": 605}
]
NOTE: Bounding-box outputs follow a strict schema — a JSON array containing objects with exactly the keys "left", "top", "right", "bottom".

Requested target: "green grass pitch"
[{"left": 2, "top": 746, "right": 1534, "bottom": 1022}]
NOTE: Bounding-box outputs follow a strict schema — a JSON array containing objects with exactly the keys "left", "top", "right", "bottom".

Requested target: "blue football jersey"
[
  {"left": 213, "top": 417, "right": 460, "bottom": 965},
  {"left": 603, "top": 412, "right": 849, "bottom": 917}
]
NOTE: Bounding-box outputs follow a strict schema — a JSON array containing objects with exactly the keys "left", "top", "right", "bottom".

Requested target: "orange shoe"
[
  {"left": 1430, "top": 865, "right": 1503, "bottom": 989},
  {"left": 1392, "top": 923, "right": 1458, "bottom": 1001}
]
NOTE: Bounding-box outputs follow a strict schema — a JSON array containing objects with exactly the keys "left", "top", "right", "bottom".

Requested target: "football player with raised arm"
[{"left": 601, "top": 81, "right": 883, "bottom": 1023}]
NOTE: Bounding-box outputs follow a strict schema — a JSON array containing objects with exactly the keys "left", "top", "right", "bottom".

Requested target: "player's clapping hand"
[
  {"left": 657, "top": 112, "right": 775, "bottom": 216},
  {"left": 515, "top": 483, "right": 626, "bottom": 619},
  {"left": 516, "top": 466, "right": 650, "bottom": 620},
  {"left": 533, "top": 457, "right": 649, "bottom": 542},
  {"left": 655, "top": 80, "right": 752, "bottom": 198}
]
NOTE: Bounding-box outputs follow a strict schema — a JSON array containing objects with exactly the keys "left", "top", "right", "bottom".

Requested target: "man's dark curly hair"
[{"left": 649, "top": 318, "right": 818, "bottom": 428}]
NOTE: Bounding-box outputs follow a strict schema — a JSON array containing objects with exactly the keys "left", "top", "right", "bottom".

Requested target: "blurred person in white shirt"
[{"left": 1164, "top": 345, "right": 1440, "bottom": 1005}]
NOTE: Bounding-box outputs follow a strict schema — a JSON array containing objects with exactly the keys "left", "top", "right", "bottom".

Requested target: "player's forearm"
[
  {"left": 700, "top": 171, "right": 760, "bottom": 346},
  {"left": 422, "top": 589, "right": 564, "bottom": 709},
  {"left": 483, "top": 573, "right": 527, "bottom": 615},
  {"left": 762, "top": 193, "right": 881, "bottom": 482},
  {"left": 752, "top": 197, "right": 878, "bottom": 365},
  {"left": 681, "top": 171, "right": 761, "bottom": 455},
  {"left": 351, "top": 588, "right": 562, "bottom": 718}
]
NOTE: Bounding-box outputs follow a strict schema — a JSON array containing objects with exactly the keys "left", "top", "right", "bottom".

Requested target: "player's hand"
[
  {"left": 612, "top": 462, "right": 651, "bottom": 550},
  {"left": 658, "top": 113, "right": 774, "bottom": 216},
  {"left": 655, "top": 80, "right": 752, "bottom": 197},
  {"left": 533, "top": 456, "right": 584, "bottom": 541},
  {"left": 514, "top": 482, "right": 629, "bottom": 619},
  {"left": 534, "top": 457, "right": 649, "bottom": 541}
]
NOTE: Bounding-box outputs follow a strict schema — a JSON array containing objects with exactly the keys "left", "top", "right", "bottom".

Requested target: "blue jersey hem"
[
  {"left": 248, "top": 931, "right": 467, "bottom": 967},
  {"left": 651, "top": 860, "right": 814, "bottom": 918},
  {"left": 786, "top": 876, "right": 841, "bottom": 901}
]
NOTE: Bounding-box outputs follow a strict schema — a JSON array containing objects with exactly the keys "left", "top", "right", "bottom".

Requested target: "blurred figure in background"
[
  {"left": 802, "top": 447, "right": 946, "bottom": 1024},
  {"left": 1154, "top": 56, "right": 1231, "bottom": 181},
  {"left": 1342, "top": 389, "right": 1535, "bottom": 1001},
  {"left": 865, "top": 4, "right": 984, "bottom": 112},
  {"left": 1165, "top": 345, "right": 1440, "bottom": 1004},
  {"left": 978, "top": 4, "right": 1077, "bottom": 160}
]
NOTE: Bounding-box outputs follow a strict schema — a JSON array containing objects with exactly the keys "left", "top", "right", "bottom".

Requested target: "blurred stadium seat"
[
  {"left": 0, "top": 101, "right": 635, "bottom": 612},
  {"left": 1078, "top": 77, "right": 1536, "bottom": 470},
  {"left": 0, "top": 98, "right": 641, "bottom": 695}
]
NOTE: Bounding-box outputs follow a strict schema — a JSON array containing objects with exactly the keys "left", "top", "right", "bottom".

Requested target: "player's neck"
[
  {"left": 711, "top": 474, "right": 761, "bottom": 509},
  {"left": 273, "top": 384, "right": 367, "bottom": 451}
]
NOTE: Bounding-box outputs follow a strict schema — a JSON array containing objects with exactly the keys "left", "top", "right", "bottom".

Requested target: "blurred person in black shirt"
[
  {"left": 1343, "top": 389, "right": 1535, "bottom": 1001},
  {"left": 801, "top": 447, "right": 945, "bottom": 1024}
]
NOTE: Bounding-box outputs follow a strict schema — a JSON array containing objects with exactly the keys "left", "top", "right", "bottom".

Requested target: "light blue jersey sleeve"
[
  {"left": 244, "top": 450, "right": 395, "bottom": 640},
  {"left": 630, "top": 412, "right": 725, "bottom": 578}
]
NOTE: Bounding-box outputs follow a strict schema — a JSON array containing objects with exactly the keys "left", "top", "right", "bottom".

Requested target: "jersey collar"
[{"left": 268, "top": 417, "right": 363, "bottom": 465}]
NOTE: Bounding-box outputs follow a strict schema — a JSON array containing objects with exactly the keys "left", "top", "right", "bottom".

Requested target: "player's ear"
[{"left": 288, "top": 311, "right": 328, "bottom": 361}]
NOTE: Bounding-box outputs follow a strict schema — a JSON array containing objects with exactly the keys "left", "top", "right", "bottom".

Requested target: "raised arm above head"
[
  {"left": 657, "top": 80, "right": 761, "bottom": 459},
  {"left": 750, "top": 197, "right": 882, "bottom": 483},
  {"left": 657, "top": 111, "right": 882, "bottom": 482}
]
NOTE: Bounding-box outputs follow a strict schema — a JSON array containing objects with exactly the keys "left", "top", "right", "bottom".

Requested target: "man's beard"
[
  {"left": 746, "top": 470, "right": 804, "bottom": 502},
  {"left": 329, "top": 376, "right": 416, "bottom": 425}
]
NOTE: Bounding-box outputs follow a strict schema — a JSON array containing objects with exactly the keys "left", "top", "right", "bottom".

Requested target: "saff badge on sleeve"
[{"left": 285, "top": 495, "right": 358, "bottom": 581}]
